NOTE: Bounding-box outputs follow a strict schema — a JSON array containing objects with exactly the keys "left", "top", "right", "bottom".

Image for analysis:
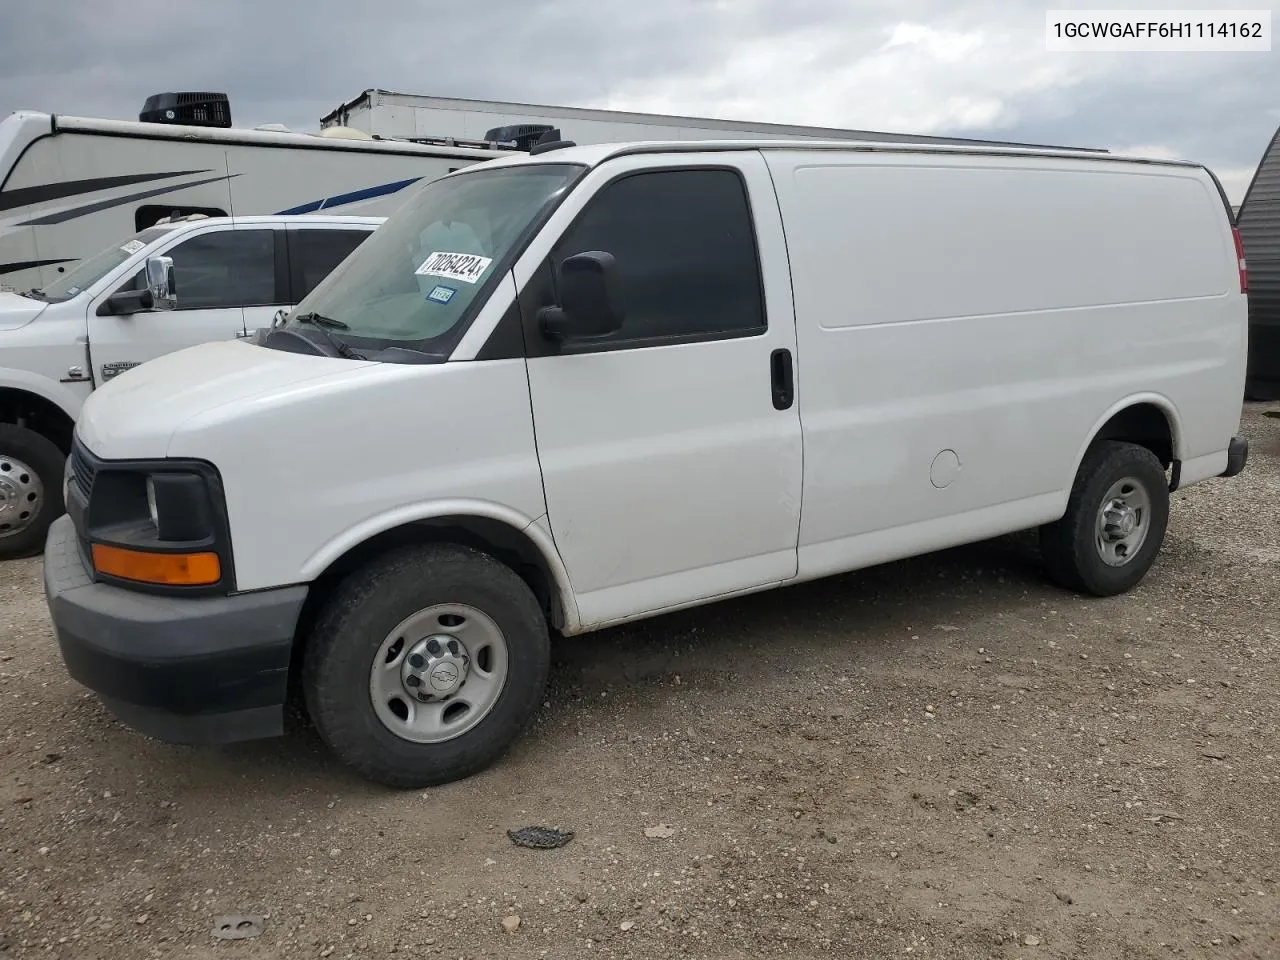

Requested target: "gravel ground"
[{"left": 1, "top": 404, "right": 1277, "bottom": 960}]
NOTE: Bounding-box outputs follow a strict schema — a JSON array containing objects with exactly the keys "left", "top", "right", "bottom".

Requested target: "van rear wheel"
[
  {"left": 302, "top": 543, "right": 550, "bottom": 789},
  {"left": 1039, "top": 440, "right": 1169, "bottom": 597},
  {"left": 0, "top": 425, "right": 65, "bottom": 561}
]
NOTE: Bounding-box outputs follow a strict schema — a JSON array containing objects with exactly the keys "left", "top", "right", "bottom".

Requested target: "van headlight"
[{"left": 82, "top": 463, "right": 232, "bottom": 592}]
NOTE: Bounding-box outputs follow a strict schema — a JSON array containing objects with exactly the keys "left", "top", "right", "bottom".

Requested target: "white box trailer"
[{"left": 320, "top": 88, "right": 1106, "bottom": 154}]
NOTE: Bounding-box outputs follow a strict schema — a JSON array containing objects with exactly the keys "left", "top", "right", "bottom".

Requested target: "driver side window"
[
  {"left": 549, "top": 168, "right": 767, "bottom": 347},
  {"left": 120, "top": 229, "right": 280, "bottom": 311}
]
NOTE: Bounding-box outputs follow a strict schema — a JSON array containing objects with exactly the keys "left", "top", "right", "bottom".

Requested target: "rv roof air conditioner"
[
  {"left": 140, "top": 93, "right": 232, "bottom": 128},
  {"left": 483, "top": 123, "right": 560, "bottom": 152}
]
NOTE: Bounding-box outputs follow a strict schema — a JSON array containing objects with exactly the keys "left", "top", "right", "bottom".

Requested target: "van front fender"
[{"left": 299, "top": 499, "right": 582, "bottom": 635}]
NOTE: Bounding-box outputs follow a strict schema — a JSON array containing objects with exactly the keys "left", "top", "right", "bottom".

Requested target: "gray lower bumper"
[{"left": 43, "top": 514, "right": 308, "bottom": 745}]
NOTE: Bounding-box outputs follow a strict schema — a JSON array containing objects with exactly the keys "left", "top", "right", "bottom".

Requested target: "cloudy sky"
[{"left": 2, "top": 0, "right": 1277, "bottom": 203}]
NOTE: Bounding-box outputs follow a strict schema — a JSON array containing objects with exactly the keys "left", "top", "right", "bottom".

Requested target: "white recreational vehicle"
[{"left": 0, "top": 92, "right": 516, "bottom": 295}]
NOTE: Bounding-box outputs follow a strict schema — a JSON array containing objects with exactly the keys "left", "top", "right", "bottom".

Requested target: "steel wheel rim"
[
  {"left": 1095, "top": 476, "right": 1152, "bottom": 567},
  {"left": 0, "top": 455, "right": 43, "bottom": 540},
  {"left": 369, "top": 603, "right": 510, "bottom": 744}
]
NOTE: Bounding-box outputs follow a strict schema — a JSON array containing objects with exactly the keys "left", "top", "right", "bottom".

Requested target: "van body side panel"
[
  {"left": 514, "top": 151, "right": 804, "bottom": 628},
  {"left": 762, "top": 150, "right": 1245, "bottom": 579}
]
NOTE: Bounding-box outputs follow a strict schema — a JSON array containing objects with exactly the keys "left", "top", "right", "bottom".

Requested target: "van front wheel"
[
  {"left": 1039, "top": 441, "right": 1170, "bottom": 597},
  {"left": 303, "top": 543, "right": 551, "bottom": 789}
]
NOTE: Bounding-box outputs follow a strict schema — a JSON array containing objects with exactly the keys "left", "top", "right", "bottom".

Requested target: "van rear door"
[{"left": 515, "top": 151, "right": 803, "bottom": 628}]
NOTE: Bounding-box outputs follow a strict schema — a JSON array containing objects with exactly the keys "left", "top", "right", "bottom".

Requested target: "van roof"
[{"left": 463, "top": 138, "right": 1205, "bottom": 173}]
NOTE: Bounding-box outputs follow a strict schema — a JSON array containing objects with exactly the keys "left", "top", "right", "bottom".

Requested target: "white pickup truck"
[{"left": 0, "top": 213, "right": 383, "bottom": 558}]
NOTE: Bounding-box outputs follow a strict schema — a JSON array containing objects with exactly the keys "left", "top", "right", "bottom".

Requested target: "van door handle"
[{"left": 770, "top": 348, "right": 794, "bottom": 410}]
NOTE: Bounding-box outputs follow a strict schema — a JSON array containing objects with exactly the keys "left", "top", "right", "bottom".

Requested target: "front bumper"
[{"left": 43, "top": 514, "right": 308, "bottom": 745}]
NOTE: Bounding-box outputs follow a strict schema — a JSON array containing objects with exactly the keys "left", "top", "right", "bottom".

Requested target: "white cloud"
[
  {"left": 881, "top": 22, "right": 985, "bottom": 60},
  {"left": 591, "top": 14, "right": 1104, "bottom": 140}
]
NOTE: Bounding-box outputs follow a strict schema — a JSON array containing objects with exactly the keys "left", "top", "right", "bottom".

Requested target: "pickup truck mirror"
[
  {"left": 538, "top": 251, "right": 625, "bottom": 341},
  {"left": 144, "top": 255, "right": 177, "bottom": 311},
  {"left": 103, "top": 290, "right": 152, "bottom": 316},
  {"left": 100, "top": 256, "right": 178, "bottom": 317}
]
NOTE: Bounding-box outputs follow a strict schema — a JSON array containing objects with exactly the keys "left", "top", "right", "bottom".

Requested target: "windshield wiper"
[
  {"left": 20, "top": 288, "right": 50, "bottom": 302},
  {"left": 294, "top": 311, "right": 349, "bottom": 330},
  {"left": 293, "top": 312, "right": 366, "bottom": 360},
  {"left": 370, "top": 346, "right": 447, "bottom": 364}
]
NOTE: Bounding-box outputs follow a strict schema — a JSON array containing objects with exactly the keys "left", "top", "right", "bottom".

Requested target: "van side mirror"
[
  {"left": 144, "top": 255, "right": 177, "bottom": 311},
  {"left": 539, "top": 251, "right": 624, "bottom": 341}
]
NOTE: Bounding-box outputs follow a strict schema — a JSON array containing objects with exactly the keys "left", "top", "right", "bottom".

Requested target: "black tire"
[
  {"left": 1039, "top": 440, "right": 1170, "bottom": 597},
  {"left": 302, "top": 543, "right": 550, "bottom": 789},
  {"left": 0, "top": 425, "right": 66, "bottom": 561}
]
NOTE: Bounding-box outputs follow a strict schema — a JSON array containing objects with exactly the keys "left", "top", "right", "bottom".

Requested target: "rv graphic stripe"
[
  {"left": 275, "top": 176, "right": 423, "bottom": 215},
  {"left": 0, "top": 171, "right": 211, "bottom": 213},
  {"left": 0, "top": 258, "right": 76, "bottom": 276},
  {"left": 18, "top": 174, "right": 241, "bottom": 226}
]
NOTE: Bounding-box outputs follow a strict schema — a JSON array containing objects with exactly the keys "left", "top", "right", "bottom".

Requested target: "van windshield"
[
  {"left": 280, "top": 163, "right": 585, "bottom": 357},
  {"left": 36, "top": 226, "right": 174, "bottom": 303}
]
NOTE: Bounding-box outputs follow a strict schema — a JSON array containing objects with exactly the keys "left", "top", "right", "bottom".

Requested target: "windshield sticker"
[
  {"left": 415, "top": 251, "right": 493, "bottom": 285},
  {"left": 425, "top": 284, "right": 457, "bottom": 304},
  {"left": 119, "top": 239, "right": 146, "bottom": 255}
]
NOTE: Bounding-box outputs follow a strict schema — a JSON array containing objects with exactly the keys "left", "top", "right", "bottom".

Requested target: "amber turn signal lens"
[{"left": 91, "top": 544, "right": 221, "bottom": 586}]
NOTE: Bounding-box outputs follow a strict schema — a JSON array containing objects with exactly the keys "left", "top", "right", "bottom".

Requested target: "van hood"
[
  {"left": 76, "top": 339, "right": 381, "bottom": 460},
  {"left": 0, "top": 291, "right": 48, "bottom": 330}
]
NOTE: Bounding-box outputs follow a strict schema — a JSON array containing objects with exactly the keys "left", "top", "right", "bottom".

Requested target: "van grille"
[{"left": 68, "top": 438, "right": 97, "bottom": 502}]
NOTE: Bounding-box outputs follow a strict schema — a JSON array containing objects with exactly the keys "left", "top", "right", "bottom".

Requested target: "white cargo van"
[
  {"left": 43, "top": 139, "right": 1249, "bottom": 789},
  {"left": 0, "top": 214, "right": 383, "bottom": 558}
]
